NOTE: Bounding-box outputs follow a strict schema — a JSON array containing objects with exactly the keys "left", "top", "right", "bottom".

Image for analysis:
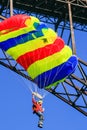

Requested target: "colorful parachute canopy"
[{"left": 0, "top": 14, "right": 78, "bottom": 89}]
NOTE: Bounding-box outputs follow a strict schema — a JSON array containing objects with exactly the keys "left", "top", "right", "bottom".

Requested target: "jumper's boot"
[
  {"left": 38, "top": 121, "right": 43, "bottom": 128},
  {"left": 38, "top": 115, "right": 44, "bottom": 128}
]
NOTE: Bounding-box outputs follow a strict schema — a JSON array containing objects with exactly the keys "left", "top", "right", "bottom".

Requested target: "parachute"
[{"left": 0, "top": 14, "right": 78, "bottom": 89}]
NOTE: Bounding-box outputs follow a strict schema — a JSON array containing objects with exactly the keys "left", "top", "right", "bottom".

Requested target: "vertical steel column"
[
  {"left": 68, "top": 1, "right": 76, "bottom": 55},
  {"left": 10, "top": 0, "right": 13, "bottom": 16}
]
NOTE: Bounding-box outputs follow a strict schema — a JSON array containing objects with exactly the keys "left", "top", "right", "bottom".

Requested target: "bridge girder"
[{"left": 0, "top": 0, "right": 87, "bottom": 116}]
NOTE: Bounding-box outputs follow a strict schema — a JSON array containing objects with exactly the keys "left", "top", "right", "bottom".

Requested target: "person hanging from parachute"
[
  {"left": 0, "top": 14, "right": 78, "bottom": 128},
  {"left": 32, "top": 92, "right": 45, "bottom": 128}
]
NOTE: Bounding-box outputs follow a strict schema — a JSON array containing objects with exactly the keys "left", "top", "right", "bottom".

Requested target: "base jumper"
[{"left": 32, "top": 93, "right": 44, "bottom": 128}]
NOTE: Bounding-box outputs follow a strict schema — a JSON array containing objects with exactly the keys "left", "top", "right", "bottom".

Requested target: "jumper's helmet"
[{"left": 38, "top": 100, "right": 43, "bottom": 104}]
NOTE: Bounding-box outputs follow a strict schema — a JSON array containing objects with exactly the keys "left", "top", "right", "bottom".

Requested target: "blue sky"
[{"left": 0, "top": 24, "right": 87, "bottom": 130}]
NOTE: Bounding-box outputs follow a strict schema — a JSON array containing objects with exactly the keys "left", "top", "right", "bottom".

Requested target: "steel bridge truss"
[{"left": 0, "top": 0, "right": 87, "bottom": 116}]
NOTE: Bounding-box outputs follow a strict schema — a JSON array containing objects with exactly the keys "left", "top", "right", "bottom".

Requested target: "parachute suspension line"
[
  {"left": 34, "top": 44, "right": 49, "bottom": 99},
  {"left": 19, "top": 72, "right": 37, "bottom": 94},
  {"left": 18, "top": 72, "right": 46, "bottom": 99},
  {"left": 17, "top": 72, "right": 33, "bottom": 93},
  {"left": 21, "top": 77, "right": 33, "bottom": 93},
  {"left": 50, "top": 63, "right": 65, "bottom": 85},
  {"left": 14, "top": 61, "right": 36, "bottom": 95},
  {"left": 9, "top": 68, "right": 32, "bottom": 94}
]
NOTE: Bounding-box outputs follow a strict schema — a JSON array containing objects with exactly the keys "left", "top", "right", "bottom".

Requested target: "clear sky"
[{"left": 0, "top": 22, "right": 87, "bottom": 130}]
